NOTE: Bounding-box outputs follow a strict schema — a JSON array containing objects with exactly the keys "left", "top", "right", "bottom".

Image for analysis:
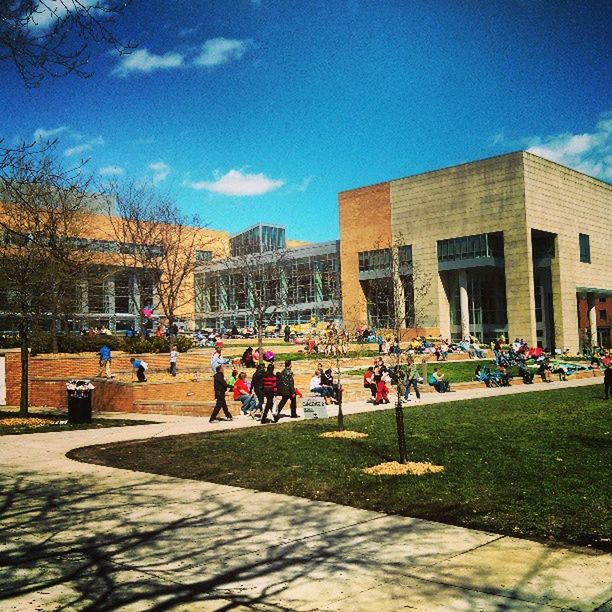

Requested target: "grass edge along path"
[{"left": 69, "top": 386, "right": 612, "bottom": 551}]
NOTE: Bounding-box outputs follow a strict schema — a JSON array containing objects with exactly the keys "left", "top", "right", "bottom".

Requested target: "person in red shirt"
[
  {"left": 363, "top": 366, "right": 376, "bottom": 401},
  {"left": 260, "top": 364, "right": 277, "bottom": 423},
  {"left": 233, "top": 372, "right": 258, "bottom": 415},
  {"left": 374, "top": 373, "right": 390, "bottom": 405}
]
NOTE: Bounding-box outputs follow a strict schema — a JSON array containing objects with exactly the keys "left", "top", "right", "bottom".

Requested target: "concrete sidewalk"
[{"left": 0, "top": 378, "right": 610, "bottom": 610}]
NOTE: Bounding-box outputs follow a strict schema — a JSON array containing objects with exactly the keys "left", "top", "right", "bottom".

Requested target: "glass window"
[
  {"left": 196, "top": 250, "right": 212, "bottom": 263},
  {"left": 579, "top": 234, "right": 591, "bottom": 263}
]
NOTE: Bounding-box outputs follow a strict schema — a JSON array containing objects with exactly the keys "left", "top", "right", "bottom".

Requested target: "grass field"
[
  {"left": 70, "top": 385, "right": 611, "bottom": 550},
  {"left": 344, "top": 359, "right": 520, "bottom": 383},
  {"left": 0, "top": 411, "right": 155, "bottom": 435}
]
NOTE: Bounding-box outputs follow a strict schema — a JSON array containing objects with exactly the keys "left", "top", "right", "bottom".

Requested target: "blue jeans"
[
  {"left": 311, "top": 386, "right": 332, "bottom": 397},
  {"left": 403, "top": 378, "right": 421, "bottom": 400},
  {"left": 239, "top": 395, "right": 258, "bottom": 413}
]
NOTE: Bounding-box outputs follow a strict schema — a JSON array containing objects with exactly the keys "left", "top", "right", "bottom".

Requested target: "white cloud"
[
  {"left": 186, "top": 169, "right": 284, "bottom": 196},
  {"left": 34, "top": 126, "right": 67, "bottom": 141},
  {"left": 194, "top": 38, "right": 253, "bottom": 67},
  {"left": 525, "top": 113, "right": 612, "bottom": 181},
  {"left": 112, "top": 48, "right": 184, "bottom": 77},
  {"left": 64, "top": 136, "right": 104, "bottom": 157},
  {"left": 149, "top": 161, "right": 171, "bottom": 185},
  {"left": 99, "top": 165, "right": 124, "bottom": 176},
  {"left": 29, "top": 0, "right": 99, "bottom": 30}
]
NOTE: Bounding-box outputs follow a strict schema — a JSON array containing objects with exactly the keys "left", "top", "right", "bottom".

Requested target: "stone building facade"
[{"left": 339, "top": 151, "right": 611, "bottom": 352}]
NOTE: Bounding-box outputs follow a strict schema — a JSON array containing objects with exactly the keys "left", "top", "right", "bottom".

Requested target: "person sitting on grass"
[
  {"left": 518, "top": 361, "right": 534, "bottom": 384},
  {"left": 429, "top": 367, "right": 450, "bottom": 393},
  {"left": 129, "top": 357, "right": 148, "bottom": 383},
  {"left": 497, "top": 363, "right": 511, "bottom": 386},
  {"left": 241, "top": 347, "right": 256, "bottom": 368},
  {"left": 233, "top": 371, "right": 258, "bottom": 415},
  {"left": 537, "top": 360, "right": 553, "bottom": 383}
]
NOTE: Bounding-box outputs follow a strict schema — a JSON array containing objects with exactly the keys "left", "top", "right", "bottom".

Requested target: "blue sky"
[{"left": 2, "top": 0, "right": 610, "bottom": 241}]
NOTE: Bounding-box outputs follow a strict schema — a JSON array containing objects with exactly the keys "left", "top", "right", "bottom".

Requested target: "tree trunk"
[
  {"left": 337, "top": 384, "right": 345, "bottom": 431},
  {"left": 394, "top": 397, "right": 408, "bottom": 464},
  {"left": 51, "top": 281, "right": 59, "bottom": 353},
  {"left": 257, "top": 320, "right": 264, "bottom": 365},
  {"left": 19, "top": 326, "right": 29, "bottom": 417}
]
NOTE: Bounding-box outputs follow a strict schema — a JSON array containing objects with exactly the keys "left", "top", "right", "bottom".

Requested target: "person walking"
[
  {"left": 210, "top": 346, "right": 225, "bottom": 374},
  {"left": 604, "top": 363, "right": 612, "bottom": 400},
  {"left": 96, "top": 344, "right": 112, "bottom": 378},
  {"left": 260, "top": 364, "right": 277, "bottom": 424},
  {"left": 403, "top": 359, "right": 422, "bottom": 402},
  {"left": 210, "top": 364, "right": 233, "bottom": 422},
  {"left": 169, "top": 345, "right": 178, "bottom": 377},
  {"left": 251, "top": 364, "right": 265, "bottom": 411},
  {"left": 275, "top": 360, "right": 298, "bottom": 420}
]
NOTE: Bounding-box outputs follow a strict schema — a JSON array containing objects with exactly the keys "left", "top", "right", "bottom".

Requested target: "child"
[
  {"left": 169, "top": 345, "right": 178, "bottom": 377},
  {"left": 374, "top": 373, "right": 390, "bottom": 405},
  {"left": 130, "top": 357, "right": 148, "bottom": 382}
]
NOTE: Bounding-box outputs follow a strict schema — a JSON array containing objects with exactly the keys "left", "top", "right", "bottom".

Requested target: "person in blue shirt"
[
  {"left": 96, "top": 344, "right": 112, "bottom": 378},
  {"left": 130, "top": 357, "right": 148, "bottom": 382}
]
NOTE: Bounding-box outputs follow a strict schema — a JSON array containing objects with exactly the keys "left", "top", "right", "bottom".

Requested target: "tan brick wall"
[
  {"left": 338, "top": 182, "right": 392, "bottom": 328},
  {"left": 390, "top": 152, "right": 530, "bottom": 339},
  {"left": 523, "top": 152, "right": 612, "bottom": 352}
]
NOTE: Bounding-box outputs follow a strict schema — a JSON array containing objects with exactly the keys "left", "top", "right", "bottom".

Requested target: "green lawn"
[
  {"left": 70, "top": 386, "right": 611, "bottom": 549},
  {"left": 344, "top": 359, "right": 517, "bottom": 383},
  {"left": 0, "top": 411, "right": 155, "bottom": 435}
]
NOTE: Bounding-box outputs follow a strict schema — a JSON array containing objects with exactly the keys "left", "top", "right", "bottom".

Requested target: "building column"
[
  {"left": 313, "top": 261, "right": 323, "bottom": 303},
  {"left": 458, "top": 269, "right": 470, "bottom": 340},
  {"left": 587, "top": 293, "right": 598, "bottom": 348}
]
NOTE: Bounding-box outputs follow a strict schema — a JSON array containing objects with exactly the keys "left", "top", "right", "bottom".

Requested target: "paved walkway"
[{"left": 1, "top": 377, "right": 610, "bottom": 610}]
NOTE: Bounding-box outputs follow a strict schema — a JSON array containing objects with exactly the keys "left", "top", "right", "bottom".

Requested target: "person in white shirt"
[{"left": 169, "top": 345, "right": 178, "bottom": 377}]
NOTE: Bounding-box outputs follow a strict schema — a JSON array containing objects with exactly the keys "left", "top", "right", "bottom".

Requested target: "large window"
[
  {"left": 579, "top": 233, "right": 591, "bottom": 263},
  {"left": 358, "top": 248, "right": 391, "bottom": 273},
  {"left": 437, "top": 232, "right": 503, "bottom": 262}
]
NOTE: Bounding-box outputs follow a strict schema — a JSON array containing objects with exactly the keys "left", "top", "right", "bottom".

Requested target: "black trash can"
[{"left": 67, "top": 380, "right": 94, "bottom": 424}]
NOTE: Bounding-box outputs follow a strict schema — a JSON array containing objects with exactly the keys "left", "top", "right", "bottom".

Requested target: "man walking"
[
  {"left": 275, "top": 360, "right": 298, "bottom": 420},
  {"left": 96, "top": 344, "right": 112, "bottom": 378},
  {"left": 210, "top": 365, "right": 233, "bottom": 423}
]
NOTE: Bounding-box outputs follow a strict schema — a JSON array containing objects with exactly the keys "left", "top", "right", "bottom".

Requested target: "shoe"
[
  {"left": 290, "top": 415, "right": 299, "bottom": 419},
  {"left": 226, "top": 417, "right": 233, "bottom": 421},
  {"left": 261, "top": 419, "right": 274, "bottom": 424},
  {"left": 209, "top": 419, "right": 220, "bottom": 423},
  {"left": 384, "top": 399, "right": 390, "bottom": 404}
]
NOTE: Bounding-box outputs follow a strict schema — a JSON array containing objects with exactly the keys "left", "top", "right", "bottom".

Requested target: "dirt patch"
[
  {"left": 363, "top": 461, "right": 444, "bottom": 476},
  {"left": 320, "top": 430, "right": 368, "bottom": 439}
]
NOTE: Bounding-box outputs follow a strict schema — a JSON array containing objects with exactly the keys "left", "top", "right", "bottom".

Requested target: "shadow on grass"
[{"left": 0, "top": 470, "right": 606, "bottom": 610}]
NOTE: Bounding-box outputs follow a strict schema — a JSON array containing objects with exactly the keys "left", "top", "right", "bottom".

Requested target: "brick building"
[{"left": 339, "top": 151, "right": 611, "bottom": 352}]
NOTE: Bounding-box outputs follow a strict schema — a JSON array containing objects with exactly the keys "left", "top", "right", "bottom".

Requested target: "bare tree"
[
  {"left": 214, "top": 247, "right": 290, "bottom": 364},
  {"left": 0, "top": 0, "right": 134, "bottom": 87},
  {"left": 106, "top": 181, "right": 213, "bottom": 338},
  {"left": 0, "top": 144, "right": 94, "bottom": 415},
  {"left": 363, "top": 235, "right": 432, "bottom": 463}
]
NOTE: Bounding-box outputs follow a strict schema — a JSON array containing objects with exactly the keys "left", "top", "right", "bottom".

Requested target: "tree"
[
  {"left": 0, "top": 144, "right": 95, "bottom": 415},
  {"left": 106, "top": 180, "right": 213, "bottom": 338},
  {"left": 214, "top": 246, "right": 291, "bottom": 364},
  {"left": 363, "top": 235, "right": 432, "bottom": 463},
  {"left": 0, "top": 0, "right": 134, "bottom": 87}
]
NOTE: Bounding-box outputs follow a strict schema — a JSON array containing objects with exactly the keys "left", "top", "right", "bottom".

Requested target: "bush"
[{"left": 0, "top": 330, "right": 194, "bottom": 356}]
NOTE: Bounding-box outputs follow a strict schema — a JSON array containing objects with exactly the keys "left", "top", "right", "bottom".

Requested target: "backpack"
[{"left": 427, "top": 374, "right": 436, "bottom": 385}]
